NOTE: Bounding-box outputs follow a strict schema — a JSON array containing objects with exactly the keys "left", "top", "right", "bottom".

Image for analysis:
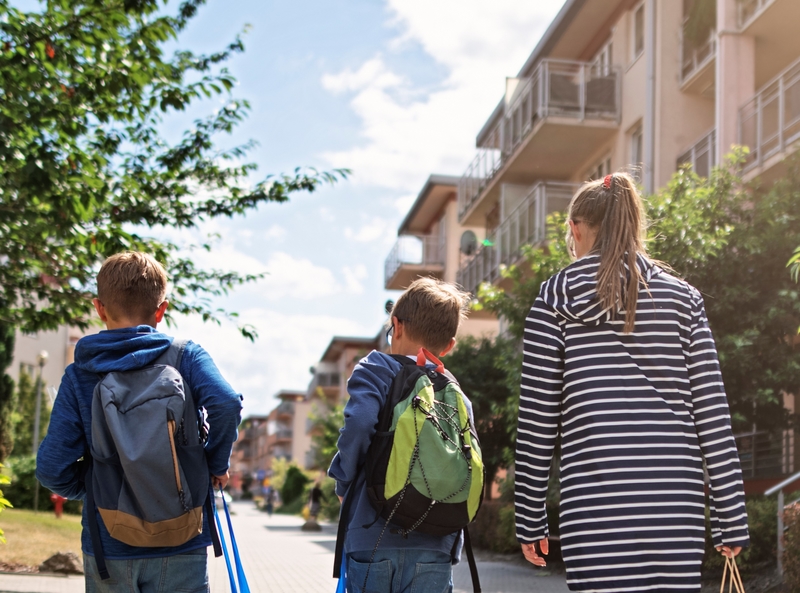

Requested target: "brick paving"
[{"left": 0, "top": 501, "right": 570, "bottom": 592}]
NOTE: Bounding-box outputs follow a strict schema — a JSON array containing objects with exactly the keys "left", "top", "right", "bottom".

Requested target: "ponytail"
[{"left": 567, "top": 172, "right": 647, "bottom": 333}]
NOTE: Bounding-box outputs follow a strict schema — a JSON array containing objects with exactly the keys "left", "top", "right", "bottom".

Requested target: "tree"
[
  {"left": 445, "top": 335, "right": 517, "bottom": 499},
  {"left": 308, "top": 402, "right": 344, "bottom": 471},
  {"left": 478, "top": 152, "right": 800, "bottom": 433},
  {"left": 0, "top": 0, "right": 346, "bottom": 339},
  {"left": 0, "top": 321, "right": 15, "bottom": 460},
  {"left": 10, "top": 370, "right": 48, "bottom": 455}
]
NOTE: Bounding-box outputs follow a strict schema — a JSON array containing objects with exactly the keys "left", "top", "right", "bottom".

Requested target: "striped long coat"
[{"left": 515, "top": 254, "right": 749, "bottom": 592}]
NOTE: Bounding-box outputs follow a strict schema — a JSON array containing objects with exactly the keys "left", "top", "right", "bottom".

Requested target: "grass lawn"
[{"left": 0, "top": 509, "right": 82, "bottom": 568}]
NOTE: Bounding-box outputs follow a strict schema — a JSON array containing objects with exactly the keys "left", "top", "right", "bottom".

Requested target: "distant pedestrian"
[
  {"left": 308, "top": 481, "right": 326, "bottom": 520},
  {"left": 514, "top": 173, "right": 750, "bottom": 592},
  {"left": 36, "top": 252, "right": 243, "bottom": 593},
  {"left": 265, "top": 486, "right": 276, "bottom": 517}
]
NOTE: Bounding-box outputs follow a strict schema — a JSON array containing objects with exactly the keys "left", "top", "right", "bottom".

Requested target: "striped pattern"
[{"left": 515, "top": 254, "right": 749, "bottom": 592}]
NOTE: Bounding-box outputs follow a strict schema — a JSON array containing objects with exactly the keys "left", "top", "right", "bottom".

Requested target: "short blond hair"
[
  {"left": 96, "top": 252, "right": 168, "bottom": 321},
  {"left": 390, "top": 277, "right": 469, "bottom": 353}
]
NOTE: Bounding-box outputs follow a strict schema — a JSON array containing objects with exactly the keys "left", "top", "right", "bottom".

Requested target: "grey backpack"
[{"left": 87, "top": 340, "right": 213, "bottom": 567}]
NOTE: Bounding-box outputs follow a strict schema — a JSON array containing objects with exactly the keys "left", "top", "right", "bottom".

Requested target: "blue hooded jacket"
[
  {"left": 36, "top": 325, "right": 242, "bottom": 559},
  {"left": 328, "top": 350, "right": 468, "bottom": 562}
]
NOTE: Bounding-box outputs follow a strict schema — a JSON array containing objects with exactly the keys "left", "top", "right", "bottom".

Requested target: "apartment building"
[
  {"left": 452, "top": 0, "right": 799, "bottom": 489},
  {"left": 293, "top": 334, "right": 380, "bottom": 469},
  {"left": 383, "top": 174, "right": 498, "bottom": 339}
]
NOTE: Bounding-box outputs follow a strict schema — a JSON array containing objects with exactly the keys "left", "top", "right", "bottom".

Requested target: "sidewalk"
[{"left": 0, "top": 502, "right": 569, "bottom": 592}]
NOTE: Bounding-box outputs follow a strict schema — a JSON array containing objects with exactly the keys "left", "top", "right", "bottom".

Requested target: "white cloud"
[
  {"left": 256, "top": 252, "right": 341, "bottom": 300},
  {"left": 344, "top": 216, "right": 395, "bottom": 243},
  {"left": 169, "top": 309, "right": 372, "bottom": 416},
  {"left": 342, "top": 264, "right": 368, "bottom": 294},
  {"left": 320, "top": 1, "right": 566, "bottom": 192},
  {"left": 261, "top": 224, "right": 287, "bottom": 242}
]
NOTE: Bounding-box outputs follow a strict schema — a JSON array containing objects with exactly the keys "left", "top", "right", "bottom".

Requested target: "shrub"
[
  {"left": 280, "top": 464, "right": 310, "bottom": 506},
  {"left": 3, "top": 455, "right": 81, "bottom": 514},
  {"left": 470, "top": 500, "right": 517, "bottom": 553},
  {"left": 702, "top": 495, "right": 776, "bottom": 574},
  {"left": 319, "top": 477, "right": 340, "bottom": 522},
  {"left": 784, "top": 504, "right": 800, "bottom": 590}
]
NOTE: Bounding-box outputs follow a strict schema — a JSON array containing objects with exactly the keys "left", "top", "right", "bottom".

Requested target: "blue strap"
[
  {"left": 335, "top": 556, "right": 347, "bottom": 593},
  {"left": 220, "top": 486, "right": 251, "bottom": 593},
  {"left": 212, "top": 491, "right": 238, "bottom": 593}
]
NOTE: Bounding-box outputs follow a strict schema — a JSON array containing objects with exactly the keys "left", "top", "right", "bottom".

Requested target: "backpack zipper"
[{"left": 167, "top": 418, "right": 190, "bottom": 512}]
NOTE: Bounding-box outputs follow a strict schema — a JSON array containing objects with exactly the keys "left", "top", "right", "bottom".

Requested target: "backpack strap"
[
  {"left": 416, "top": 348, "right": 444, "bottom": 373},
  {"left": 463, "top": 527, "right": 482, "bottom": 593},
  {"left": 332, "top": 482, "right": 354, "bottom": 578},
  {"left": 83, "top": 459, "right": 110, "bottom": 580}
]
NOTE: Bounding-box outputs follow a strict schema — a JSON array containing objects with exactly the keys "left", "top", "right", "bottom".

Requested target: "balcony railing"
[
  {"left": 457, "top": 59, "right": 620, "bottom": 219},
  {"left": 496, "top": 182, "right": 576, "bottom": 269},
  {"left": 457, "top": 181, "right": 576, "bottom": 296},
  {"left": 681, "top": 28, "right": 716, "bottom": 83},
  {"left": 677, "top": 128, "right": 716, "bottom": 178},
  {"left": 738, "top": 0, "right": 774, "bottom": 29},
  {"left": 735, "top": 429, "right": 795, "bottom": 480},
  {"left": 384, "top": 234, "right": 445, "bottom": 286},
  {"left": 739, "top": 56, "right": 800, "bottom": 171},
  {"left": 456, "top": 236, "right": 498, "bottom": 298}
]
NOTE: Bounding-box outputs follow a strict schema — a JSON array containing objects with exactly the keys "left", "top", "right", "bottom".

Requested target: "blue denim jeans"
[
  {"left": 83, "top": 548, "right": 209, "bottom": 593},
  {"left": 346, "top": 548, "right": 453, "bottom": 593}
]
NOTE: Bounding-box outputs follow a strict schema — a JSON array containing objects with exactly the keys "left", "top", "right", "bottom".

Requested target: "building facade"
[
  {"left": 452, "top": 0, "right": 798, "bottom": 490},
  {"left": 383, "top": 174, "right": 499, "bottom": 339}
]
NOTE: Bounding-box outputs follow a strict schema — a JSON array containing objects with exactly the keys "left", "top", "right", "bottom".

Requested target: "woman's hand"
[
  {"left": 716, "top": 545, "right": 742, "bottom": 558},
  {"left": 521, "top": 538, "right": 549, "bottom": 567}
]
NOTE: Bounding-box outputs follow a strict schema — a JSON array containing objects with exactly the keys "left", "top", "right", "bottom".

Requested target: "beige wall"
[{"left": 10, "top": 328, "right": 70, "bottom": 394}]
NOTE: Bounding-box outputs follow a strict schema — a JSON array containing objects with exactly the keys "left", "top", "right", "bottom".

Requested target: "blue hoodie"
[
  {"left": 36, "top": 325, "right": 242, "bottom": 559},
  {"left": 328, "top": 350, "right": 467, "bottom": 562}
]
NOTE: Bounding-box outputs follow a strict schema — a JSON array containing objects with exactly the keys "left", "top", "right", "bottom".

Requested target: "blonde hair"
[
  {"left": 568, "top": 172, "right": 648, "bottom": 333},
  {"left": 96, "top": 252, "right": 169, "bottom": 321},
  {"left": 390, "top": 277, "right": 469, "bottom": 353}
]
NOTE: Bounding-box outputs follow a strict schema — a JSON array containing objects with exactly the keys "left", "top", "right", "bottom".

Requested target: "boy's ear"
[
  {"left": 438, "top": 337, "right": 456, "bottom": 357},
  {"left": 93, "top": 298, "right": 109, "bottom": 323},
  {"left": 154, "top": 300, "right": 169, "bottom": 324}
]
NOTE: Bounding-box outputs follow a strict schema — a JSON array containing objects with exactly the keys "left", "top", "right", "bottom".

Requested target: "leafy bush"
[
  {"left": 784, "top": 504, "right": 800, "bottom": 591},
  {"left": 702, "top": 495, "right": 776, "bottom": 574},
  {"left": 3, "top": 456, "right": 81, "bottom": 515},
  {"left": 318, "top": 477, "right": 340, "bottom": 522},
  {"left": 280, "top": 464, "right": 310, "bottom": 506},
  {"left": 469, "top": 501, "right": 517, "bottom": 553}
]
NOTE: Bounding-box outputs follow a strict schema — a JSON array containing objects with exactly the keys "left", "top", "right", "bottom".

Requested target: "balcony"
[
  {"left": 457, "top": 59, "right": 620, "bottom": 226},
  {"left": 739, "top": 56, "right": 800, "bottom": 173},
  {"left": 457, "top": 181, "right": 576, "bottom": 296},
  {"left": 738, "top": 0, "right": 774, "bottom": 29},
  {"left": 677, "top": 129, "right": 716, "bottom": 178},
  {"left": 680, "top": 29, "right": 715, "bottom": 96},
  {"left": 384, "top": 234, "right": 445, "bottom": 290}
]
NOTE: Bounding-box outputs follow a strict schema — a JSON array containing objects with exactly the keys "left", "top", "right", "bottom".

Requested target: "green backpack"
[
  {"left": 363, "top": 349, "right": 485, "bottom": 535},
  {"left": 333, "top": 349, "right": 485, "bottom": 593}
]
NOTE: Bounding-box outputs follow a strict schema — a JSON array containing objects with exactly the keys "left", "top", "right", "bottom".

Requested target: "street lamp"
[{"left": 32, "top": 350, "right": 48, "bottom": 512}]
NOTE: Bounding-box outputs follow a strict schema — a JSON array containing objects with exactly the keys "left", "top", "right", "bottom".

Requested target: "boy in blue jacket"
[
  {"left": 36, "top": 252, "right": 242, "bottom": 593},
  {"left": 329, "top": 277, "right": 471, "bottom": 593}
]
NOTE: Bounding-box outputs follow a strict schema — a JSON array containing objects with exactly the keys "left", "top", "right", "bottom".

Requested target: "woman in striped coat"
[{"left": 515, "top": 173, "right": 750, "bottom": 592}]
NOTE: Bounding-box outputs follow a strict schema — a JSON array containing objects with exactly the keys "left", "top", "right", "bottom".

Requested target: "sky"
[{"left": 162, "top": 0, "right": 568, "bottom": 416}]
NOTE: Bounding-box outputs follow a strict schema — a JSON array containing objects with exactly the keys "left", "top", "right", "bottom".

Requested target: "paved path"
[{"left": 0, "top": 502, "right": 570, "bottom": 592}]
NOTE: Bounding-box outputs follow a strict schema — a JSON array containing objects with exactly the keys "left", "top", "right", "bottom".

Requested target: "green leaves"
[{"left": 0, "top": 0, "right": 347, "bottom": 337}]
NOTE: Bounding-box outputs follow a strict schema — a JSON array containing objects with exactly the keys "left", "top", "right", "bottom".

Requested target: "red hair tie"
[{"left": 603, "top": 174, "right": 612, "bottom": 189}]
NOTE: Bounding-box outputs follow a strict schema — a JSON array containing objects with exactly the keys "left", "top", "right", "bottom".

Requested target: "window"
[
  {"left": 587, "top": 155, "right": 612, "bottom": 181},
  {"left": 632, "top": 4, "right": 645, "bottom": 60}
]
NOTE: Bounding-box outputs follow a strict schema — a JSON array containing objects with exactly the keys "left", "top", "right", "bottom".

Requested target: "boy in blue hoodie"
[
  {"left": 36, "top": 252, "right": 242, "bottom": 593},
  {"left": 329, "top": 277, "right": 471, "bottom": 593}
]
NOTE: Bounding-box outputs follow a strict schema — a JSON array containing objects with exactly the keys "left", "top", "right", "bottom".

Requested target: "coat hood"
[
  {"left": 73, "top": 325, "right": 174, "bottom": 374},
  {"left": 541, "top": 253, "right": 661, "bottom": 327}
]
